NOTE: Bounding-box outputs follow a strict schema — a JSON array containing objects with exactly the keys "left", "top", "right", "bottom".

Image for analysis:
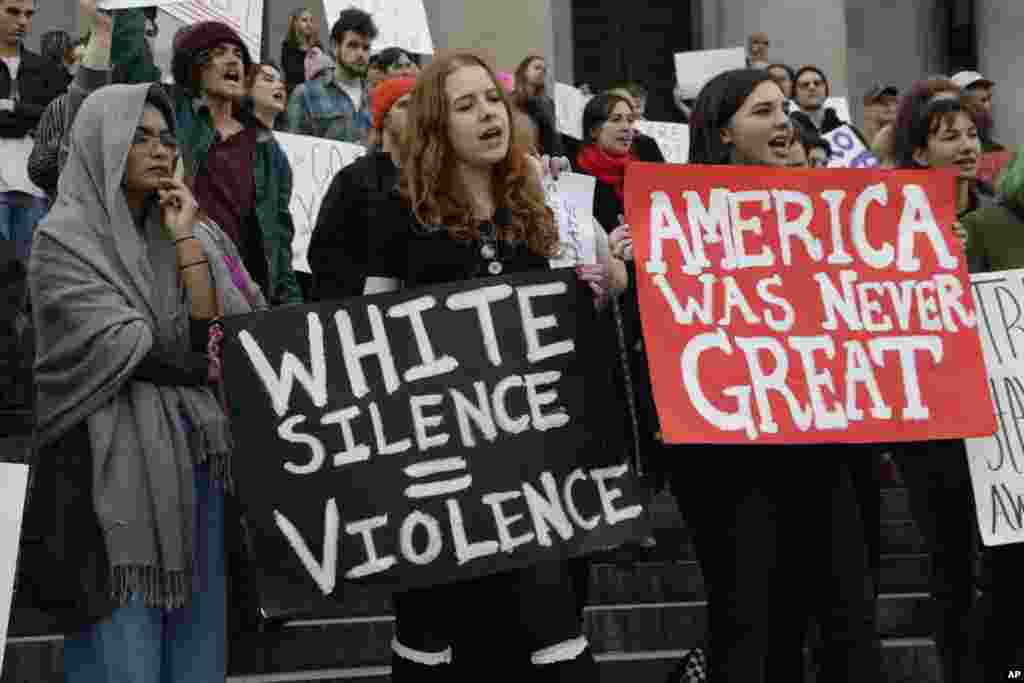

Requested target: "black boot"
[
  {"left": 534, "top": 647, "right": 600, "bottom": 682},
  {"left": 390, "top": 652, "right": 454, "bottom": 682}
]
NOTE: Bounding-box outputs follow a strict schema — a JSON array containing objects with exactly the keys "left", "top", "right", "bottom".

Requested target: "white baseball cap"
[{"left": 951, "top": 71, "right": 995, "bottom": 90}]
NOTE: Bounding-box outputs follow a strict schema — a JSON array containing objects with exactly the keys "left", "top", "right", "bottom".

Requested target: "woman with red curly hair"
[{"left": 363, "top": 51, "right": 607, "bottom": 681}]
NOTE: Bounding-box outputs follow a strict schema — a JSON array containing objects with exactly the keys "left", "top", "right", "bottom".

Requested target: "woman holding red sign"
[
  {"left": 361, "top": 51, "right": 610, "bottom": 681},
  {"left": 889, "top": 79, "right": 996, "bottom": 683},
  {"left": 672, "top": 68, "right": 880, "bottom": 683}
]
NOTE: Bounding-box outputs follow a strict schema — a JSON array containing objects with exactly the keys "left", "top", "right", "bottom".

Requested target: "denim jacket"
[{"left": 286, "top": 72, "right": 372, "bottom": 145}]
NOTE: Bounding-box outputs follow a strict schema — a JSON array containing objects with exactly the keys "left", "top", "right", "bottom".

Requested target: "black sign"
[{"left": 222, "top": 270, "right": 647, "bottom": 617}]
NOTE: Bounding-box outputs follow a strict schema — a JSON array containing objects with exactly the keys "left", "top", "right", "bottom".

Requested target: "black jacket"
[
  {"left": 632, "top": 133, "right": 665, "bottom": 164},
  {"left": 308, "top": 150, "right": 400, "bottom": 301},
  {"left": 280, "top": 40, "right": 307, "bottom": 96},
  {"left": 0, "top": 46, "right": 66, "bottom": 139}
]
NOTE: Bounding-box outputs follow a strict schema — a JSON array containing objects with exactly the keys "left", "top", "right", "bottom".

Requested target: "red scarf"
[{"left": 576, "top": 145, "right": 633, "bottom": 200}]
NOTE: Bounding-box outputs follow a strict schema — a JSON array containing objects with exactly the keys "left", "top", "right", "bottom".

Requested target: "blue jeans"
[
  {"left": 0, "top": 191, "right": 48, "bottom": 262},
  {"left": 63, "top": 465, "right": 227, "bottom": 683}
]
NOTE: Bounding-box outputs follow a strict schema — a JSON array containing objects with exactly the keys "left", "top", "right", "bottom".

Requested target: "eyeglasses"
[{"left": 131, "top": 129, "right": 178, "bottom": 152}]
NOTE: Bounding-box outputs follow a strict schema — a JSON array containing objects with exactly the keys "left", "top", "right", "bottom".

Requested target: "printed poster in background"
[
  {"left": 966, "top": 269, "right": 1024, "bottom": 546},
  {"left": 634, "top": 120, "right": 690, "bottom": 164},
  {"left": 543, "top": 171, "right": 597, "bottom": 268},
  {"left": 161, "top": 0, "right": 263, "bottom": 59},
  {"left": 625, "top": 162, "right": 996, "bottom": 445},
  {"left": 0, "top": 464, "right": 29, "bottom": 675},
  {"left": 220, "top": 270, "right": 646, "bottom": 617},
  {"left": 275, "top": 132, "right": 366, "bottom": 274},
  {"left": 554, "top": 82, "right": 591, "bottom": 140},
  {"left": 323, "top": 0, "right": 433, "bottom": 54},
  {"left": 823, "top": 125, "right": 878, "bottom": 168},
  {"left": 673, "top": 47, "right": 747, "bottom": 100}
]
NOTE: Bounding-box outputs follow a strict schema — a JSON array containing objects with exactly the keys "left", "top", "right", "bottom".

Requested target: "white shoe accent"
[
  {"left": 530, "top": 635, "right": 590, "bottom": 665},
  {"left": 390, "top": 637, "right": 453, "bottom": 666}
]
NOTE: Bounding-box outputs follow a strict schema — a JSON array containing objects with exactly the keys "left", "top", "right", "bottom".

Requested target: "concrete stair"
[{"left": 1, "top": 411, "right": 940, "bottom": 682}]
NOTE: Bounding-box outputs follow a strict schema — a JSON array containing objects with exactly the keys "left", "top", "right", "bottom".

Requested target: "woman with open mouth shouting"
[
  {"left": 362, "top": 50, "right": 612, "bottom": 682},
  {"left": 669, "top": 68, "right": 881, "bottom": 683},
  {"left": 244, "top": 61, "right": 289, "bottom": 131}
]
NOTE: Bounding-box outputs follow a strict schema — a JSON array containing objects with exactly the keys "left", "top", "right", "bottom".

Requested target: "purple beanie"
[{"left": 171, "top": 21, "right": 253, "bottom": 94}]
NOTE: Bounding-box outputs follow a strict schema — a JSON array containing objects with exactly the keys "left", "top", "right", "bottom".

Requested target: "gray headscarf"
[{"left": 29, "top": 83, "right": 266, "bottom": 609}]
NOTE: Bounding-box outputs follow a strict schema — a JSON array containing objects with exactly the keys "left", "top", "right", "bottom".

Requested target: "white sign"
[
  {"left": 822, "top": 125, "right": 878, "bottom": 168},
  {"left": 161, "top": 0, "right": 264, "bottom": 61},
  {"left": 824, "top": 96, "right": 851, "bottom": 125},
  {"left": 275, "top": 132, "right": 366, "bottom": 274},
  {"left": 323, "top": 0, "right": 434, "bottom": 54},
  {"left": 673, "top": 47, "right": 747, "bottom": 100},
  {"left": 98, "top": 0, "right": 180, "bottom": 8},
  {"left": 0, "top": 464, "right": 29, "bottom": 675},
  {"left": 634, "top": 120, "right": 690, "bottom": 164},
  {"left": 554, "top": 82, "right": 591, "bottom": 141},
  {"left": 544, "top": 172, "right": 597, "bottom": 268},
  {"left": 967, "top": 269, "right": 1024, "bottom": 546}
]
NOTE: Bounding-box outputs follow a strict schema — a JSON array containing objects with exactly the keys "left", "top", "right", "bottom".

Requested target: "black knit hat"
[{"left": 171, "top": 21, "right": 252, "bottom": 96}]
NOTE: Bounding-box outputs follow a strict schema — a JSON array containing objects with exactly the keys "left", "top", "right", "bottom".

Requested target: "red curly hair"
[{"left": 399, "top": 50, "right": 558, "bottom": 258}]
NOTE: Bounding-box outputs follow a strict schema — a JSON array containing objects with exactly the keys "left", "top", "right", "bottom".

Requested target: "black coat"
[
  {"left": 632, "top": 133, "right": 665, "bottom": 164},
  {"left": 308, "top": 150, "right": 400, "bottom": 301},
  {"left": 280, "top": 40, "right": 307, "bottom": 96},
  {"left": 0, "top": 47, "right": 66, "bottom": 139}
]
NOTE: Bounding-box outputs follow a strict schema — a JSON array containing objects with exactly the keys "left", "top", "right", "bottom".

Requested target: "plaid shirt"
[{"left": 286, "top": 73, "right": 372, "bottom": 146}]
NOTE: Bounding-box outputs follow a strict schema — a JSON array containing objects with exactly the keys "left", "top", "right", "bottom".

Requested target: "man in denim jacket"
[{"left": 286, "top": 8, "right": 376, "bottom": 146}]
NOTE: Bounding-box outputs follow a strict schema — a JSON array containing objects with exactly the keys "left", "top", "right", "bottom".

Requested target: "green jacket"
[
  {"left": 173, "top": 92, "right": 303, "bottom": 305},
  {"left": 964, "top": 203, "right": 1024, "bottom": 274},
  {"left": 111, "top": 10, "right": 303, "bottom": 305}
]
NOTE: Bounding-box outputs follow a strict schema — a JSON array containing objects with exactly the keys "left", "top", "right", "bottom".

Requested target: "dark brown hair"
[
  {"left": 513, "top": 54, "right": 547, "bottom": 101},
  {"left": 286, "top": 9, "right": 319, "bottom": 49},
  {"left": 892, "top": 78, "right": 971, "bottom": 168}
]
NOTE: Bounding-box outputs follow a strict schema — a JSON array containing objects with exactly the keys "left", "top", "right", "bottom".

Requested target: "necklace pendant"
[
  {"left": 488, "top": 260, "right": 504, "bottom": 275},
  {"left": 480, "top": 243, "right": 496, "bottom": 259}
]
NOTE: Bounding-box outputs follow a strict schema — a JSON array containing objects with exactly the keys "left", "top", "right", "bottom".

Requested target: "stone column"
[
  {"left": 423, "top": 0, "right": 555, "bottom": 75},
  {"left": 700, "top": 0, "right": 850, "bottom": 95},
  {"left": 976, "top": 0, "right": 1023, "bottom": 146}
]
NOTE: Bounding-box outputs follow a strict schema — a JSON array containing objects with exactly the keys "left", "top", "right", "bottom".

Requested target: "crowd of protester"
[{"left": 0, "top": 1, "right": 1019, "bottom": 680}]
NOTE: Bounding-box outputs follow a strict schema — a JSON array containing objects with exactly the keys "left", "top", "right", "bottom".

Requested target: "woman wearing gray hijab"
[{"left": 25, "top": 82, "right": 265, "bottom": 681}]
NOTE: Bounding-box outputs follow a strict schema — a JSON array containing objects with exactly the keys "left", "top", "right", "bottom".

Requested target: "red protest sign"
[
  {"left": 625, "top": 162, "right": 996, "bottom": 445},
  {"left": 977, "top": 150, "right": 1013, "bottom": 187}
]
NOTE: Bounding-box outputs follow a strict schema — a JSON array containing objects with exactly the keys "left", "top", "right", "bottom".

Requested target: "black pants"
[
  {"left": 978, "top": 542, "right": 1024, "bottom": 679},
  {"left": 391, "top": 560, "right": 595, "bottom": 681},
  {"left": 892, "top": 439, "right": 982, "bottom": 683},
  {"left": 670, "top": 445, "right": 879, "bottom": 683}
]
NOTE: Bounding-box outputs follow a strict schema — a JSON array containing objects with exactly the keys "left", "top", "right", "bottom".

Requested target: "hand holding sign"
[
  {"left": 543, "top": 172, "right": 597, "bottom": 268},
  {"left": 625, "top": 162, "right": 994, "bottom": 445},
  {"left": 220, "top": 271, "right": 645, "bottom": 612}
]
